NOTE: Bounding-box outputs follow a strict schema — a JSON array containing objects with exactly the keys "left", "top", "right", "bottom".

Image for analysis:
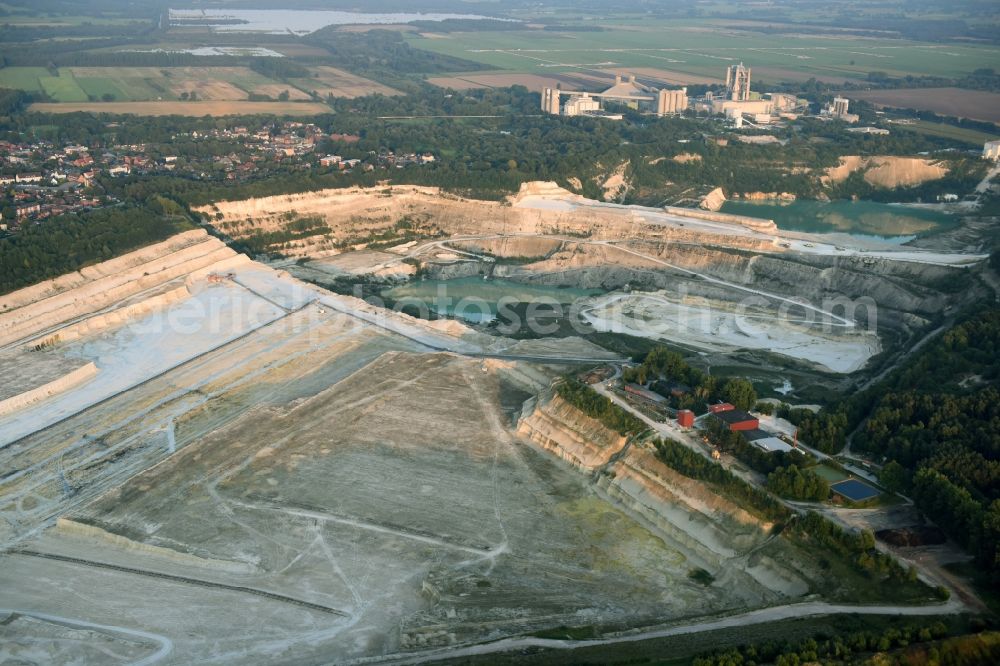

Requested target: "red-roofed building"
[{"left": 713, "top": 409, "right": 759, "bottom": 431}]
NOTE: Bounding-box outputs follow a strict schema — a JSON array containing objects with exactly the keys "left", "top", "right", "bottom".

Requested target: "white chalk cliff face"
[
  {"left": 0, "top": 229, "right": 479, "bottom": 447},
  {"left": 195, "top": 182, "right": 985, "bottom": 376},
  {"left": 822, "top": 156, "right": 948, "bottom": 188},
  {"left": 200, "top": 181, "right": 979, "bottom": 266}
]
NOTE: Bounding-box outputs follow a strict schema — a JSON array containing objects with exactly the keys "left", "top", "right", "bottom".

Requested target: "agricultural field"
[
  {"left": 75, "top": 77, "right": 129, "bottom": 101},
  {"left": 38, "top": 74, "right": 88, "bottom": 102},
  {"left": 428, "top": 72, "right": 584, "bottom": 92},
  {"left": 597, "top": 67, "right": 718, "bottom": 86},
  {"left": 428, "top": 67, "right": 718, "bottom": 93},
  {"left": 67, "top": 66, "right": 280, "bottom": 102},
  {"left": 288, "top": 66, "right": 400, "bottom": 99},
  {"left": 406, "top": 21, "right": 1000, "bottom": 85},
  {"left": 0, "top": 67, "right": 49, "bottom": 92},
  {"left": 844, "top": 88, "right": 1000, "bottom": 124},
  {"left": 1, "top": 64, "right": 394, "bottom": 104},
  {"left": 250, "top": 84, "right": 313, "bottom": 100},
  {"left": 28, "top": 101, "right": 331, "bottom": 117},
  {"left": 0, "top": 10, "right": 146, "bottom": 27},
  {"left": 893, "top": 119, "right": 1000, "bottom": 146}
]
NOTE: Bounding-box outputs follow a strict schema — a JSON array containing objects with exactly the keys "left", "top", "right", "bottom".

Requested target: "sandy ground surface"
[
  {"left": 823, "top": 155, "right": 948, "bottom": 189},
  {"left": 199, "top": 181, "right": 987, "bottom": 266},
  {"left": 306, "top": 251, "right": 401, "bottom": 275},
  {"left": 0, "top": 349, "right": 799, "bottom": 663},
  {"left": 580, "top": 290, "right": 879, "bottom": 373},
  {"left": 194, "top": 182, "right": 989, "bottom": 387},
  {"left": 1, "top": 177, "right": 981, "bottom": 662},
  {"left": 293, "top": 66, "right": 400, "bottom": 98},
  {"left": 0, "top": 348, "right": 84, "bottom": 400},
  {"left": 0, "top": 275, "right": 293, "bottom": 444}
]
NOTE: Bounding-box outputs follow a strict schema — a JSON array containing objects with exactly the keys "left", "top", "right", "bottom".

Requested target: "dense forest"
[
  {"left": 777, "top": 403, "right": 849, "bottom": 455},
  {"left": 692, "top": 623, "right": 999, "bottom": 666},
  {"left": 766, "top": 464, "right": 830, "bottom": 501},
  {"left": 0, "top": 88, "right": 28, "bottom": 117},
  {"left": 844, "top": 307, "right": 1000, "bottom": 586},
  {"left": 0, "top": 199, "right": 193, "bottom": 294}
]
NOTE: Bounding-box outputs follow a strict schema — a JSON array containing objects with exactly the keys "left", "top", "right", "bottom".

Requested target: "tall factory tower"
[{"left": 725, "top": 62, "right": 751, "bottom": 102}]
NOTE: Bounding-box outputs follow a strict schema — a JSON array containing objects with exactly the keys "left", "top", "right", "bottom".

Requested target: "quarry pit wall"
[
  {"left": 517, "top": 391, "right": 778, "bottom": 577},
  {"left": 0, "top": 231, "right": 238, "bottom": 347},
  {"left": 0, "top": 361, "right": 98, "bottom": 417},
  {"left": 199, "top": 184, "right": 779, "bottom": 256}
]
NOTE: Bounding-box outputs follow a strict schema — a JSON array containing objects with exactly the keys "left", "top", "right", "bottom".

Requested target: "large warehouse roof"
[
  {"left": 750, "top": 437, "right": 793, "bottom": 453},
  {"left": 713, "top": 409, "right": 757, "bottom": 425}
]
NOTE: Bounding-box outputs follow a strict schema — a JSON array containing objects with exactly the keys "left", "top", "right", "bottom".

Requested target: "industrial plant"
[
  {"left": 541, "top": 73, "right": 687, "bottom": 118},
  {"left": 822, "top": 96, "right": 860, "bottom": 123},
  {"left": 543, "top": 64, "right": 806, "bottom": 124}
]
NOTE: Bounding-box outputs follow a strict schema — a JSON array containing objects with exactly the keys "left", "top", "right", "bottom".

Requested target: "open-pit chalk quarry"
[
  {"left": 202, "top": 182, "right": 987, "bottom": 374},
  {"left": 0, "top": 180, "right": 982, "bottom": 663}
]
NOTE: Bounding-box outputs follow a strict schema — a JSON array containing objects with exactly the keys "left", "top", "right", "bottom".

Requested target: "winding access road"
[
  {"left": 366, "top": 598, "right": 962, "bottom": 665},
  {"left": 0, "top": 607, "right": 174, "bottom": 666}
]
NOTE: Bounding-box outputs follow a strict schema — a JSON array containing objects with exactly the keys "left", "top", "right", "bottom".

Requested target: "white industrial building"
[
  {"left": 541, "top": 74, "right": 687, "bottom": 118},
  {"left": 984, "top": 140, "right": 1000, "bottom": 161},
  {"left": 823, "top": 96, "right": 860, "bottom": 123}
]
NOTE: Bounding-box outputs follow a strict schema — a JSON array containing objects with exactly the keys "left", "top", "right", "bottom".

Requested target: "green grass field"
[
  {"left": 68, "top": 70, "right": 174, "bottom": 101},
  {"left": 38, "top": 75, "right": 89, "bottom": 102},
  {"left": 896, "top": 120, "right": 1000, "bottom": 145},
  {"left": 811, "top": 463, "right": 850, "bottom": 483},
  {"left": 406, "top": 21, "right": 1000, "bottom": 83},
  {"left": 0, "top": 67, "right": 49, "bottom": 92},
  {"left": 75, "top": 77, "right": 129, "bottom": 101},
  {"left": 0, "top": 66, "right": 289, "bottom": 102},
  {"left": 0, "top": 9, "right": 146, "bottom": 27}
]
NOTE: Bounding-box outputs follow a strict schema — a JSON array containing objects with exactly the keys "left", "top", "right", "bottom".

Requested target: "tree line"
[
  {"left": 653, "top": 437, "right": 790, "bottom": 523},
  {"left": 555, "top": 378, "right": 646, "bottom": 436},
  {"left": 692, "top": 621, "right": 996, "bottom": 666},
  {"left": 0, "top": 202, "right": 194, "bottom": 295},
  {"left": 766, "top": 464, "right": 829, "bottom": 502}
]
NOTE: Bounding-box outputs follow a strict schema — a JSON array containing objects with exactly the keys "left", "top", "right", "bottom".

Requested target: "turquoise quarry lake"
[
  {"left": 382, "top": 277, "right": 602, "bottom": 323},
  {"left": 720, "top": 199, "right": 957, "bottom": 241}
]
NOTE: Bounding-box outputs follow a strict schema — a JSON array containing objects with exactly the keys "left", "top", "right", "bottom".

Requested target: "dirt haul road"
[{"left": 371, "top": 599, "right": 963, "bottom": 665}]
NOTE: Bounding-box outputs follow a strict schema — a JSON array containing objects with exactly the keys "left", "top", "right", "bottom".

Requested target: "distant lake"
[
  {"left": 129, "top": 47, "right": 285, "bottom": 57},
  {"left": 382, "top": 277, "right": 602, "bottom": 324},
  {"left": 169, "top": 9, "right": 512, "bottom": 35},
  {"left": 720, "top": 199, "right": 958, "bottom": 241}
]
